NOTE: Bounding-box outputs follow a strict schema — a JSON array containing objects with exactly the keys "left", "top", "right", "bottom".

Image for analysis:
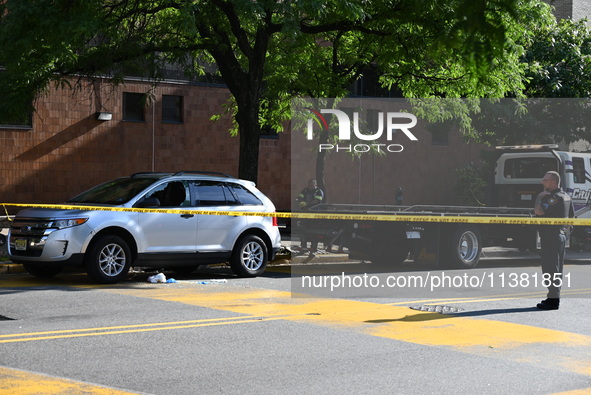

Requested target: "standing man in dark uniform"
[{"left": 534, "top": 171, "right": 573, "bottom": 310}]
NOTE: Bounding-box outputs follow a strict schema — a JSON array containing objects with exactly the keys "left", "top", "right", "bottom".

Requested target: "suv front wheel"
[
  {"left": 230, "top": 235, "right": 267, "bottom": 277},
  {"left": 84, "top": 235, "right": 132, "bottom": 284}
]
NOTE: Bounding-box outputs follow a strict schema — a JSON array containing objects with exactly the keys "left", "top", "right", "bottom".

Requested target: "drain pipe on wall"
[{"left": 152, "top": 94, "right": 156, "bottom": 172}]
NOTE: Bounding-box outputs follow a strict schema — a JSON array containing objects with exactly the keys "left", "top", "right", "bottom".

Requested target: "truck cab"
[{"left": 492, "top": 144, "right": 591, "bottom": 219}]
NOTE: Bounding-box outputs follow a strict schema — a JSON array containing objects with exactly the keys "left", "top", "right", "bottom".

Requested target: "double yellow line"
[{"left": 0, "top": 314, "right": 292, "bottom": 344}]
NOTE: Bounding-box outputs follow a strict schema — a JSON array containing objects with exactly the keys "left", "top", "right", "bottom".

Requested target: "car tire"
[
  {"left": 22, "top": 263, "right": 63, "bottom": 278},
  {"left": 230, "top": 235, "right": 267, "bottom": 277},
  {"left": 84, "top": 235, "right": 132, "bottom": 284}
]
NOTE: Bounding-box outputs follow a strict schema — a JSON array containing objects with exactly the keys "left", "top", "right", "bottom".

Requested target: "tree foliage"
[
  {"left": 0, "top": 0, "right": 556, "bottom": 181},
  {"left": 447, "top": 19, "right": 591, "bottom": 147},
  {"left": 524, "top": 18, "right": 591, "bottom": 98}
]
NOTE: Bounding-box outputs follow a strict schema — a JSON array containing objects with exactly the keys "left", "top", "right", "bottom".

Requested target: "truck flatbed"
[{"left": 309, "top": 204, "right": 534, "bottom": 217}]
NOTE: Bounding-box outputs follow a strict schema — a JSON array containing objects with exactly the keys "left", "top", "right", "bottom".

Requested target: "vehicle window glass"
[
  {"left": 222, "top": 184, "right": 239, "bottom": 205},
  {"left": 573, "top": 157, "right": 586, "bottom": 184},
  {"left": 143, "top": 181, "right": 189, "bottom": 207},
  {"left": 194, "top": 181, "right": 228, "bottom": 206},
  {"left": 67, "top": 177, "right": 156, "bottom": 205},
  {"left": 229, "top": 183, "right": 262, "bottom": 205},
  {"left": 503, "top": 158, "right": 557, "bottom": 179}
]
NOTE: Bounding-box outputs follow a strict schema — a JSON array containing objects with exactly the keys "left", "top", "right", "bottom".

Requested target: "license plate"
[
  {"left": 406, "top": 231, "right": 421, "bottom": 239},
  {"left": 14, "top": 238, "right": 27, "bottom": 251}
]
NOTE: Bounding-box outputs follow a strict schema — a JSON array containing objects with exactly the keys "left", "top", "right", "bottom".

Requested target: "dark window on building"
[
  {"left": 260, "top": 125, "right": 279, "bottom": 139},
  {"left": 162, "top": 95, "right": 183, "bottom": 123},
  {"left": 123, "top": 92, "right": 145, "bottom": 122},
  {"left": 0, "top": 95, "right": 32, "bottom": 129},
  {"left": 426, "top": 120, "right": 452, "bottom": 146}
]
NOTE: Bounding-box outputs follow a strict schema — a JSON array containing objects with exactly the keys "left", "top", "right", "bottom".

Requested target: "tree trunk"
[
  {"left": 315, "top": 128, "right": 329, "bottom": 202},
  {"left": 236, "top": 108, "right": 260, "bottom": 183}
]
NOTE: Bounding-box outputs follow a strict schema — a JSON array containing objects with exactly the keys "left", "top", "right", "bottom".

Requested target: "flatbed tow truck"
[{"left": 295, "top": 145, "right": 591, "bottom": 268}]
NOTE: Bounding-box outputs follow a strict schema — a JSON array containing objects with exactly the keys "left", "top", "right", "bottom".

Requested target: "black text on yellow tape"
[{"left": 2, "top": 203, "right": 591, "bottom": 226}]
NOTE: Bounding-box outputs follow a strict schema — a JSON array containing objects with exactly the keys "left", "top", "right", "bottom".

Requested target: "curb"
[
  {"left": 291, "top": 252, "right": 350, "bottom": 265},
  {"left": 0, "top": 262, "right": 26, "bottom": 275}
]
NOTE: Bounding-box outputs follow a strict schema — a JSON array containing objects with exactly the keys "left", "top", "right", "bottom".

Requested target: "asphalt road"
[{"left": 1, "top": 257, "right": 590, "bottom": 394}]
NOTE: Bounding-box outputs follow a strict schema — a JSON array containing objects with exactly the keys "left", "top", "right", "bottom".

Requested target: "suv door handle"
[{"left": 180, "top": 214, "right": 194, "bottom": 219}]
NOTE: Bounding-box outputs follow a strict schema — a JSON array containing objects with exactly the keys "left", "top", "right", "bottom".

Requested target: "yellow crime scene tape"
[{"left": 3, "top": 202, "right": 591, "bottom": 226}]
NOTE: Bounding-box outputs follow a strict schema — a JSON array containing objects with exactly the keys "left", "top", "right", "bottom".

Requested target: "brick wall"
[
  {"left": 0, "top": 78, "right": 488, "bottom": 214},
  {"left": 0, "top": 78, "right": 291, "bottom": 212}
]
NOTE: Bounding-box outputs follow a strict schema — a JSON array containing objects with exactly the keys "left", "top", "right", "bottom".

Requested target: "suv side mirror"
[{"left": 134, "top": 197, "right": 161, "bottom": 208}]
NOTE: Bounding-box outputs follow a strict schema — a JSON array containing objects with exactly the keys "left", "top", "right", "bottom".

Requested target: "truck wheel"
[
  {"left": 444, "top": 225, "right": 482, "bottom": 269},
  {"left": 22, "top": 263, "right": 63, "bottom": 278},
  {"left": 84, "top": 235, "right": 132, "bottom": 284},
  {"left": 230, "top": 235, "right": 267, "bottom": 277}
]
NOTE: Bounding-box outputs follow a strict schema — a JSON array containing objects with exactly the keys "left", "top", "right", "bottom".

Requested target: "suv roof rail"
[
  {"left": 130, "top": 172, "right": 172, "bottom": 178},
  {"left": 172, "top": 171, "right": 233, "bottom": 178}
]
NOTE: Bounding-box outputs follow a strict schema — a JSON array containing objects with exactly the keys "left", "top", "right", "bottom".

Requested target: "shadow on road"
[{"left": 365, "top": 306, "right": 541, "bottom": 324}]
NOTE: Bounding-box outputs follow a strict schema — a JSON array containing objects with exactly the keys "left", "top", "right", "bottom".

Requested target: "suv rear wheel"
[
  {"left": 85, "top": 235, "right": 132, "bottom": 284},
  {"left": 230, "top": 235, "right": 267, "bottom": 277}
]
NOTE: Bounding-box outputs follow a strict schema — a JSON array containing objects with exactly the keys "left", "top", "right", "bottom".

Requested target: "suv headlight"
[{"left": 51, "top": 218, "right": 88, "bottom": 229}]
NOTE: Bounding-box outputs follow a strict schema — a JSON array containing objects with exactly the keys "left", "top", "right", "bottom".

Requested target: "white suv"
[{"left": 8, "top": 172, "right": 281, "bottom": 283}]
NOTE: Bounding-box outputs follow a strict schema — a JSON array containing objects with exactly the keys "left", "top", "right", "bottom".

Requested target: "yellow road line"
[
  {"left": 0, "top": 314, "right": 287, "bottom": 339},
  {"left": 3, "top": 282, "right": 591, "bottom": 379},
  {"left": 98, "top": 285, "right": 591, "bottom": 377},
  {"left": 0, "top": 366, "right": 139, "bottom": 395},
  {"left": 553, "top": 388, "right": 591, "bottom": 395},
  {"left": 0, "top": 315, "right": 288, "bottom": 344}
]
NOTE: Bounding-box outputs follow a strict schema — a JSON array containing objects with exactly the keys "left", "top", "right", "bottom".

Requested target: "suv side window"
[
  {"left": 143, "top": 181, "right": 189, "bottom": 207},
  {"left": 193, "top": 181, "right": 238, "bottom": 206},
  {"left": 229, "top": 183, "right": 262, "bottom": 205}
]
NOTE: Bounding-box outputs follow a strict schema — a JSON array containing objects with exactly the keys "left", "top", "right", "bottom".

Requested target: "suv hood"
[{"left": 15, "top": 205, "right": 120, "bottom": 218}]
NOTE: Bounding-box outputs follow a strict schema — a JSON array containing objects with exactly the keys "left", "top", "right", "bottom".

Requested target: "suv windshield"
[{"left": 67, "top": 177, "right": 157, "bottom": 205}]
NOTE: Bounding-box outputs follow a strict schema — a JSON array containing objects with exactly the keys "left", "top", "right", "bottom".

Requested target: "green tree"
[
  {"left": 524, "top": 18, "right": 591, "bottom": 98},
  {"left": 0, "top": 0, "right": 554, "bottom": 182},
  {"left": 448, "top": 19, "right": 591, "bottom": 147}
]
